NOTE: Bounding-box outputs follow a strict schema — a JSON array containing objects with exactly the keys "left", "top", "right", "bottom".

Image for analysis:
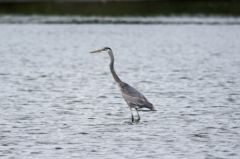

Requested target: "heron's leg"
[
  {"left": 135, "top": 108, "right": 140, "bottom": 122},
  {"left": 130, "top": 108, "right": 134, "bottom": 123}
]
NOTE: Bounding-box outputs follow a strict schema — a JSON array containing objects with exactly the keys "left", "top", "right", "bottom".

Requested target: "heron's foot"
[
  {"left": 131, "top": 119, "right": 140, "bottom": 123},
  {"left": 131, "top": 116, "right": 140, "bottom": 123}
]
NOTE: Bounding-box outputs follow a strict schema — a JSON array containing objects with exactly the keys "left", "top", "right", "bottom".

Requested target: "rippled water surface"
[{"left": 0, "top": 20, "right": 240, "bottom": 159}]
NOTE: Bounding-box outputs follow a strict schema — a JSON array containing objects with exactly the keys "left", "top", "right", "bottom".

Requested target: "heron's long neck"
[{"left": 108, "top": 50, "right": 122, "bottom": 84}]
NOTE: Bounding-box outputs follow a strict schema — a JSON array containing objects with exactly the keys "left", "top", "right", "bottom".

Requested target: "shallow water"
[{"left": 0, "top": 20, "right": 240, "bottom": 158}]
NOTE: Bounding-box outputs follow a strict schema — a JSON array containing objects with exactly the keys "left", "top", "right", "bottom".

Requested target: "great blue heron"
[{"left": 90, "top": 47, "right": 155, "bottom": 122}]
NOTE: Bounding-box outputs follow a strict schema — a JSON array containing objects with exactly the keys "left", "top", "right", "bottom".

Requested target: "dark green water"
[{"left": 0, "top": 0, "right": 240, "bottom": 16}]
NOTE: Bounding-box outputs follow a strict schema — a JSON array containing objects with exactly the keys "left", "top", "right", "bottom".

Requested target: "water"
[{"left": 0, "top": 18, "right": 240, "bottom": 158}]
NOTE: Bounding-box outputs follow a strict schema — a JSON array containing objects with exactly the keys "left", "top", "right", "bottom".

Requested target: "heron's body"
[
  {"left": 90, "top": 47, "right": 155, "bottom": 122},
  {"left": 119, "top": 82, "right": 154, "bottom": 110}
]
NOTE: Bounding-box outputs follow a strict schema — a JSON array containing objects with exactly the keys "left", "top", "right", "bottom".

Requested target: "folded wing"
[{"left": 120, "top": 82, "right": 154, "bottom": 110}]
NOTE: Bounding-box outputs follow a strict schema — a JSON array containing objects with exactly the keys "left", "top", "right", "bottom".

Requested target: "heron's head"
[{"left": 90, "top": 47, "right": 112, "bottom": 53}]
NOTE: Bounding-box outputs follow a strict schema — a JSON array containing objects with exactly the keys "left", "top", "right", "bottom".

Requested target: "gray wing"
[{"left": 120, "top": 82, "right": 154, "bottom": 110}]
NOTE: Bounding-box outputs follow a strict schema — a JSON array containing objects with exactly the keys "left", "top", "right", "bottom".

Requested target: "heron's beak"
[{"left": 90, "top": 49, "right": 103, "bottom": 53}]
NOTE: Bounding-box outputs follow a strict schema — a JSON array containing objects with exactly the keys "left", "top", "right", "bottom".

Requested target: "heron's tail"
[{"left": 142, "top": 102, "right": 156, "bottom": 111}]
